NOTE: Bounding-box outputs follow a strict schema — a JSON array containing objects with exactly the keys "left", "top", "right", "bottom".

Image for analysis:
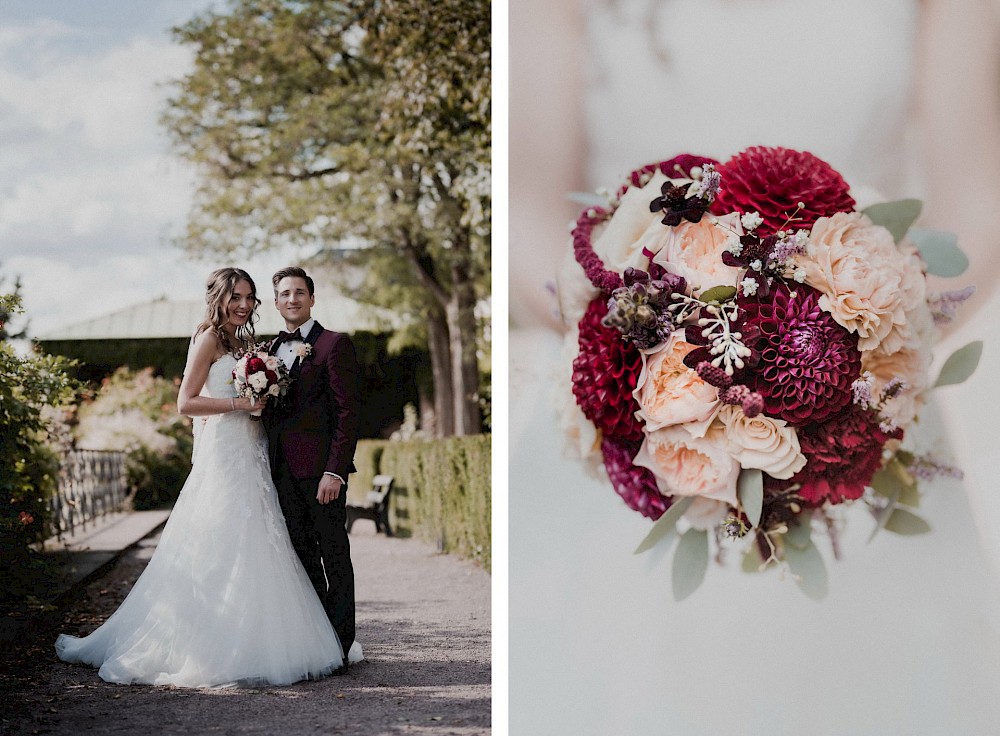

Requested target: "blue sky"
[{"left": 0, "top": 0, "right": 298, "bottom": 336}]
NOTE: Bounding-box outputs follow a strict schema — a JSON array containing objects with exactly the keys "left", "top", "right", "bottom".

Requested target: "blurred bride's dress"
[{"left": 510, "top": 1, "right": 1000, "bottom": 734}]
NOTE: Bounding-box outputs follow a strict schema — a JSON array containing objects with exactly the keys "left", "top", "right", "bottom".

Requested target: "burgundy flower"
[
  {"left": 739, "top": 283, "right": 861, "bottom": 426},
  {"left": 782, "top": 406, "right": 902, "bottom": 506},
  {"left": 602, "top": 436, "right": 671, "bottom": 520},
  {"left": 711, "top": 147, "right": 855, "bottom": 234},
  {"left": 572, "top": 298, "right": 645, "bottom": 441}
]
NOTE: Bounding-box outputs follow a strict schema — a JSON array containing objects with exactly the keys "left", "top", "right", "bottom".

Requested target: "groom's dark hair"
[{"left": 272, "top": 266, "right": 315, "bottom": 296}]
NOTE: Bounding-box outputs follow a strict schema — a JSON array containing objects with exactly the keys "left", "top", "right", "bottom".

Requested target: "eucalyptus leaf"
[
  {"left": 861, "top": 199, "right": 922, "bottom": 243},
  {"left": 908, "top": 228, "right": 968, "bottom": 277},
  {"left": 737, "top": 468, "right": 764, "bottom": 528},
  {"left": 633, "top": 496, "right": 694, "bottom": 554},
  {"left": 870, "top": 459, "right": 919, "bottom": 507},
  {"left": 934, "top": 341, "right": 983, "bottom": 388},
  {"left": 567, "top": 191, "right": 608, "bottom": 208},
  {"left": 672, "top": 528, "right": 709, "bottom": 601},
  {"left": 784, "top": 541, "right": 828, "bottom": 600},
  {"left": 868, "top": 498, "right": 899, "bottom": 544},
  {"left": 741, "top": 543, "right": 764, "bottom": 573},
  {"left": 699, "top": 285, "right": 738, "bottom": 304},
  {"left": 883, "top": 508, "right": 932, "bottom": 536},
  {"left": 784, "top": 515, "right": 812, "bottom": 550}
]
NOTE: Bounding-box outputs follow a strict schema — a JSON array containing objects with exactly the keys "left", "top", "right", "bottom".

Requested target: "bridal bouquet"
[
  {"left": 559, "top": 146, "right": 981, "bottom": 599},
  {"left": 232, "top": 347, "right": 290, "bottom": 420}
]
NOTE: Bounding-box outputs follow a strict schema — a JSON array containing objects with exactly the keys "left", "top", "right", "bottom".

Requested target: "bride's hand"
[{"left": 232, "top": 396, "right": 267, "bottom": 412}]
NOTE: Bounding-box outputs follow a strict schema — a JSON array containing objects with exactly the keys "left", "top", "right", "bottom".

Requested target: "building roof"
[{"left": 39, "top": 292, "right": 393, "bottom": 341}]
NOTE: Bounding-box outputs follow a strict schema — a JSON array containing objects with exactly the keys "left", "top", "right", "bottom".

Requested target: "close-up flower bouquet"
[
  {"left": 232, "top": 347, "right": 291, "bottom": 419},
  {"left": 559, "top": 146, "right": 982, "bottom": 599}
]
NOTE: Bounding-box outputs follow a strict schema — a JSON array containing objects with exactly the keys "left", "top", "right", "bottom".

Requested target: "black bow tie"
[{"left": 276, "top": 329, "right": 302, "bottom": 344}]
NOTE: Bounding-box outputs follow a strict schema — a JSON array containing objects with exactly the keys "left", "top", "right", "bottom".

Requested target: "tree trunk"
[
  {"left": 426, "top": 307, "right": 455, "bottom": 437},
  {"left": 447, "top": 256, "right": 482, "bottom": 436}
]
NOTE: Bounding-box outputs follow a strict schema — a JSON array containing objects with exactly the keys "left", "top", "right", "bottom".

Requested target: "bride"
[
  {"left": 510, "top": 0, "right": 1000, "bottom": 733},
  {"left": 56, "top": 267, "right": 361, "bottom": 687}
]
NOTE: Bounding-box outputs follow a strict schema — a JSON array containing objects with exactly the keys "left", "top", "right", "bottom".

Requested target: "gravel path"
[{"left": 1, "top": 525, "right": 491, "bottom": 736}]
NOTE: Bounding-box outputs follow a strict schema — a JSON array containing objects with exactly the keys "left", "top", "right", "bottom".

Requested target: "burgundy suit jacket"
[{"left": 263, "top": 321, "right": 360, "bottom": 481}]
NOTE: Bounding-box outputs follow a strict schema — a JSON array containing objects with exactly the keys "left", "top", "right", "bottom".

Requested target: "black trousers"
[{"left": 273, "top": 461, "right": 356, "bottom": 656}]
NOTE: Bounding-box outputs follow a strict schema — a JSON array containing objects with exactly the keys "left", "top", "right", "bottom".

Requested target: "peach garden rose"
[
  {"left": 632, "top": 424, "right": 739, "bottom": 506},
  {"left": 633, "top": 331, "right": 719, "bottom": 432}
]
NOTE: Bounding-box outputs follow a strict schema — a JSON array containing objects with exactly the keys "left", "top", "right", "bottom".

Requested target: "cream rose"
[
  {"left": 798, "top": 212, "right": 914, "bottom": 352},
  {"left": 633, "top": 425, "right": 739, "bottom": 506},
  {"left": 717, "top": 405, "right": 806, "bottom": 480},
  {"left": 591, "top": 171, "right": 668, "bottom": 273},
  {"left": 633, "top": 331, "right": 719, "bottom": 431},
  {"left": 649, "top": 212, "right": 744, "bottom": 292}
]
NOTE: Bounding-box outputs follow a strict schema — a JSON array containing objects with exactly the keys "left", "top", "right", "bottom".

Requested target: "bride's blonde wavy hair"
[{"left": 194, "top": 267, "right": 261, "bottom": 355}]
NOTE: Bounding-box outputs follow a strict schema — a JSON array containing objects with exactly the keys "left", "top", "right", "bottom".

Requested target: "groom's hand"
[{"left": 316, "top": 474, "right": 343, "bottom": 504}]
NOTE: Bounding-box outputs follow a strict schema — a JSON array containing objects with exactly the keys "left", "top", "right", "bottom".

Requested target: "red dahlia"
[
  {"left": 602, "top": 436, "right": 671, "bottom": 520},
  {"left": 572, "top": 298, "right": 645, "bottom": 442},
  {"left": 739, "top": 283, "right": 861, "bottom": 426},
  {"left": 784, "top": 405, "right": 902, "bottom": 506},
  {"left": 711, "top": 146, "right": 855, "bottom": 234}
]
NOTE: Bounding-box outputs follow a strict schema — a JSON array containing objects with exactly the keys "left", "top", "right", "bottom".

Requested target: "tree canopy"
[{"left": 163, "top": 0, "right": 490, "bottom": 435}]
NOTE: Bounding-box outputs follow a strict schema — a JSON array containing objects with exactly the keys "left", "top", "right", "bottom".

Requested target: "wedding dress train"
[{"left": 56, "top": 355, "right": 362, "bottom": 688}]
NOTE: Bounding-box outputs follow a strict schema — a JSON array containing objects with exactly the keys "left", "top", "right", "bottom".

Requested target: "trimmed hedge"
[{"left": 347, "top": 435, "right": 491, "bottom": 570}]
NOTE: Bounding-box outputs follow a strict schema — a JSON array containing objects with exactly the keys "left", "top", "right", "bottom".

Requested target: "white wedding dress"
[
  {"left": 56, "top": 354, "right": 362, "bottom": 688},
  {"left": 510, "top": 1, "right": 1000, "bottom": 733}
]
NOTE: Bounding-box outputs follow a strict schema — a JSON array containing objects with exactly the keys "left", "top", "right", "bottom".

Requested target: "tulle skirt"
[{"left": 56, "top": 411, "right": 362, "bottom": 688}]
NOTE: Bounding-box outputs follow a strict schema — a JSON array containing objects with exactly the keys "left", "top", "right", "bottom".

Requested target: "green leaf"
[
  {"left": 862, "top": 199, "right": 922, "bottom": 243},
  {"left": 741, "top": 542, "right": 764, "bottom": 573},
  {"left": 784, "top": 541, "right": 828, "bottom": 600},
  {"left": 907, "top": 228, "right": 968, "bottom": 277},
  {"left": 672, "top": 528, "right": 709, "bottom": 601},
  {"left": 869, "top": 459, "right": 919, "bottom": 508},
  {"left": 737, "top": 468, "right": 764, "bottom": 528},
  {"left": 883, "top": 508, "right": 932, "bottom": 536},
  {"left": 784, "top": 515, "right": 812, "bottom": 550},
  {"left": 934, "top": 341, "right": 983, "bottom": 388},
  {"left": 633, "top": 496, "right": 694, "bottom": 554},
  {"left": 699, "top": 285, "right": 737, "bottom": 304}
]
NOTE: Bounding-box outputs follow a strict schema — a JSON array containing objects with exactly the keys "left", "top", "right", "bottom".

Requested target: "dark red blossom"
[
  {"left": 602, "top": 436, "right": 671, "bottom": 520},
  {"left": 572, "top": 298, "right": 644, "bottom": 441},
  {"left": 739, "top": 283, "right": 861, "bottom": 426},
  {"left": 711, "top": 146, "right": 855, "bottom": 234},
  {"left": 782, "top": 406, "right": 902, "bottom": 506}
]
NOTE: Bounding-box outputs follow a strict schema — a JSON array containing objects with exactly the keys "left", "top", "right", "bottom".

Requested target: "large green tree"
[{"left": 163, "top": 0, "right": 490, "bottom": 436}]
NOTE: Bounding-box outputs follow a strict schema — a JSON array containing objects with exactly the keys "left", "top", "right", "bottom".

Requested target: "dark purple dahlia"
[
  {"left": 572, "top": 298, "right": 645, "bottom": 442},
  {"left": 602, "top": 436, "right": 671, "bottom": 520},
  {"left": 739, "top": 282, "right": 862, "bottom": 426}
]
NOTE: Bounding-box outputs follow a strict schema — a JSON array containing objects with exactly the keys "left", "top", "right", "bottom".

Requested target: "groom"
[{"left": 262, "top": 266, "right": 360, "bottom": 674}]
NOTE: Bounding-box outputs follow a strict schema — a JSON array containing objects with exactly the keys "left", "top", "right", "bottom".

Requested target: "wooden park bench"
[{"left": 346, "top": 474, "right": 394, "bottom": 536}]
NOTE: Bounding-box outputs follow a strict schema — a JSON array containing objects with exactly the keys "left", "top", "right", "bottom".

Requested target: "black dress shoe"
[{"left": 331, "top": 660, "right": 350, "bottom": 676}]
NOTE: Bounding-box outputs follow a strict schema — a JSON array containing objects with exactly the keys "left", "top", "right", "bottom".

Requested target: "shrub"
[
  {"left": 0, "top": 294, "right": 80, "bottom": 606},
  {"left": 75, "top": 367, "right": 193, "bottom": 509},
  {"left": 350, "top": 434, "right": 491, "bottom": 569}
]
